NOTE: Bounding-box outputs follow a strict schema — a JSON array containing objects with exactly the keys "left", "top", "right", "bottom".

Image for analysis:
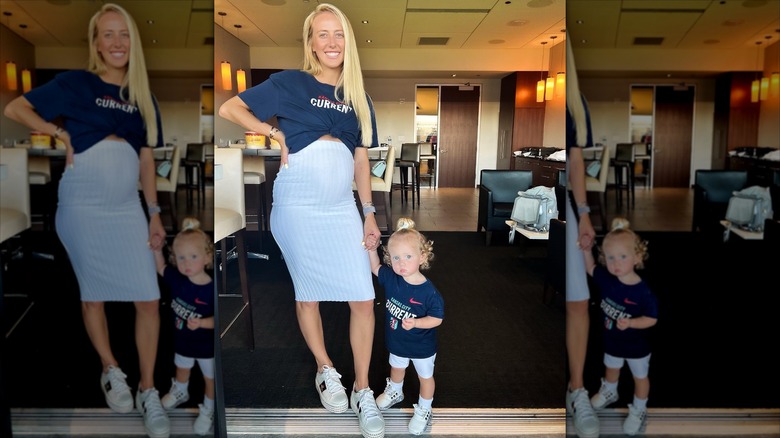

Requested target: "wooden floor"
[{"left": 385, "top": 184, "right": 693, "bottom": 234}]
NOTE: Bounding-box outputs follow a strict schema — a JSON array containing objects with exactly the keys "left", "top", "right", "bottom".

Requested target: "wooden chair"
[
  {"left": 355, "top": 146, "right": 396, "bottom": 234},
  {"left": 585, "top": 146, "right": 611, "bottom": 232},
  {"left": 182, "top": 143, "right": 207, "bottom": 207},
  {"left": 214, "top": 148, "right": 254, "bottom": 350}
]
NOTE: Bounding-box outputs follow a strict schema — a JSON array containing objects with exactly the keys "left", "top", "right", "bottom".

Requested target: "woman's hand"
[
  {"left": 148, "top": 214, "right": 165, "bottom": 251},
  {"left": 363, "top": 214, "right": 380, "bottom": 250}
]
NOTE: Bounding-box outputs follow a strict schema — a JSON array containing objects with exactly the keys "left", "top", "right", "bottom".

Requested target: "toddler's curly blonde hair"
[{"left": 383, "top": 217, "right": 435, "bottom": 270}]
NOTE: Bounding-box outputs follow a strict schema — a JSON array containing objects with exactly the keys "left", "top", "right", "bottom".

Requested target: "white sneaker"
[
  {"left": 161, "top": 378, "right": 189, "bottom": 410},
  {"left": 623, "top": 403, "right": 647, "bottom": 436},
  {"left": 193, "top": 403, "right": 214, "bottom": 436},
  {"left": 375, "top": 378, "right": 404, "bottom": 410},
  {"left": 566, "top": 388, "right": 599, "bottom": 438},
  {"left": 590, "top": 378, "right": 618, "bottom": 410},
  {"left": 350, "top": 387, "right": 385, "bottom": 438},
  {"left": 315, "top": 365, "right": 349, "bottom": 413},
  {"left": 408, "top": 404, "right": 432, "bottom": 435},
  {"left": 100, "top": 366, "right": 133, "bottom": 413},
  {"left": 136, "top": 387, "right": 171, "bottom": 438}
]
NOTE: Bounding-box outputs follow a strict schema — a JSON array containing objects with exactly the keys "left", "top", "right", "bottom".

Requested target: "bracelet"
[
  {"left": 148, "top": 204, "right": 162, "bottom": 216},
  {"left": 269, "top": 127, "right": 280, "bottom": 140},
  {"left": 577, "top": 204, "right": 591, "bottom": 215},
  {"left": 363, "top": 205, "right": 376, "bottom": 216},
  {"left": 53, "top": 127, "right": 63, "bottom": 139}
]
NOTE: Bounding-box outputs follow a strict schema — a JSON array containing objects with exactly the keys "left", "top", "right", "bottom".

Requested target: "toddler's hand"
[
  {"left": 616, "top": 317, "right": 631, "bottom": 330},
  {"left": 401, "top": 318, "right": 416, "bottom": 331},
  {"left": 187, "top": 317, "right": 202, "bottom": 330}
]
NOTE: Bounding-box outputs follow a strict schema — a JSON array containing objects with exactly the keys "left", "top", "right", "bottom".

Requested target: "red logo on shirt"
[{"left": 409, "top": 297, "right": 422, "bottom": 305}]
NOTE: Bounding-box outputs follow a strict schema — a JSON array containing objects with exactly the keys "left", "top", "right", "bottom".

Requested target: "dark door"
[
  {"left": 653, "top": 85, "right": 695, "bottom": 188},
  {"left": 438, "top": 86, "right": 480, "bottom": 188}
]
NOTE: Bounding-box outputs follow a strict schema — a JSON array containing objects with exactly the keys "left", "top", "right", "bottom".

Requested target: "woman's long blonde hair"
[
  {"left": 302, "top": 3, "right": 373, "bottom": 146},
  {"left": 566, "top": 32, "right": 588, "bottom": 147},
  {"left": 87, "top": 3, "right": 158, "bottom": 146}
]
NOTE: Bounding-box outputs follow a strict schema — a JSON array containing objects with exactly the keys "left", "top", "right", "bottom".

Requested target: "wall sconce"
[
  {"left": 555, "top": 72, "right": 565, "bottom": 97},
  {"left": 751, "top": 78, "right": 760, "bottom": 103},
  {"left": 6, "top": 61, "right": 17, "bottom": 90},
  {"left": 236, "top": 69, "right": 246, "bottom": 93},
  {"left": 771, "top": 72, "right": 780, "bottom": 97},
  {"left": 759, "top": 76, "right": 769, "bottom": 101},
  {"left": 545, "top": 77, "right": 554, "bottom": 101},
  {"left": 21, "top": 68, "right": 31, "bottom": 93},
  {"left": 221, "top": 61, "right": 232, "bottom": 91}
]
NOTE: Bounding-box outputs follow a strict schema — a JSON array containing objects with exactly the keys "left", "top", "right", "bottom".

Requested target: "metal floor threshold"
[{"left": 9, "top": 407, "right": 780, "bottom": 437}]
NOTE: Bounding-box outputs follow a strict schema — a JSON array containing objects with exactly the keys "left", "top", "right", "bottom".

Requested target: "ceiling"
[
  {"left": 214, "top": 0, "right": 566, "bottom": 79},
  {"left": 567, "top": 0, "right": 780, "bottom": 77},
  {"left": 0, "top": 0, "right": 214, "bottom": 49}
]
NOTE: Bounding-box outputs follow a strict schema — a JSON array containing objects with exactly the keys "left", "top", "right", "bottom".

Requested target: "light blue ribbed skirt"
[
  {"left": 270, "top": 140, "right": 374, "bottom": 302},
  {"left": 55, "top": 140, "right": 160, "bottom": 302}
]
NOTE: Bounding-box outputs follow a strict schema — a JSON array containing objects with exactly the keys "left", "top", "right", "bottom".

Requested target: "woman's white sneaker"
[
  {"left": 100, "top": 366, "right": 133, "bottom": 414},
  {"left": 314, "top": 365, "right": 348, "bottom": 413},
  {"left": 351, "top": 387, "right": 385, "bottom": 438},
  {"left": 135, "top": 387, "right": 171, "bottom": 438}
]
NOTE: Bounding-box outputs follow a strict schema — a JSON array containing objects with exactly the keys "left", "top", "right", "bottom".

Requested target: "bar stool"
[
  {"left": 393, "top": 143, "right": 421, "bottom": 208},
  {"left": 419, "top": 142, "right": 436, "bottom": 189},
  {"left": 28, "top": 155, "right": 54, "bottom": 230},
  {"left": 214, "top": 148, "right": 254, "bottom": 350},
  {"left": 183, "top": 143, "right": 206, "bottom": 207},
  {"left": 612, "top": 143, "right": 635, "bottom": 208}
]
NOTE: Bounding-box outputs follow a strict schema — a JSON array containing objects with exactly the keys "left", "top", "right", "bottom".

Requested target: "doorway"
[
  {"left": 438, "top": 85, "right": 481, "bottom": 188},
  {"left": 629, "top": 84, "right": 695, "bottom": 188}
]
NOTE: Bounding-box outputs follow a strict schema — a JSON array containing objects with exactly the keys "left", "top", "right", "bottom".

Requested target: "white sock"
[
  {"left": 175, "top": 379, "right": 189, "bottom": 393},
  {"left": 390, "top": 379, "right": 404, "bottom": 392},
  {"left": 633, "top": 396, "right": 648, "bottom": 410},
  {"left": 603, "top": 379, "right": 618, "bottom": 393},
  {"left": 418, "top": 396, "right": 433, "bottom": 411},
  {"left": 203, "top": 395, "right": 214, "bottom": 411}
]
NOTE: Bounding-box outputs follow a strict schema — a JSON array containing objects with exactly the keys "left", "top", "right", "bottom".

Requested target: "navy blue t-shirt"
[
  {"left": 24, "top": 70, "right": 163, "bottom": 155},
  {"left": 238, "top": 70, "right": 378, "bottom": 154},
  {"left": 377, "top": 265, "right": 444, "bottom": 359},
  {"left": 162, "top": 266, "right": 214, "bottom": 359},
  {"left": 592, "top": 265, "right": 658, "bottom": 359}
]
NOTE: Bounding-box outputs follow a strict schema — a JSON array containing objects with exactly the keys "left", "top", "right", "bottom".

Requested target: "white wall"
[{"left": 214, "top": 25, "right": 252, "bottom": 146}]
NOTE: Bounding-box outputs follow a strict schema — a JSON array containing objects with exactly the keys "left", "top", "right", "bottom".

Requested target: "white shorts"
[
  {"left": 604, "top": 353, "right": 651, "bottom": 379},
  {"left": 389, "top": 353, "right": 437, "bottom": 379},
  {"left": 174, "top": 353, "right": 215, "bottom": 379}
]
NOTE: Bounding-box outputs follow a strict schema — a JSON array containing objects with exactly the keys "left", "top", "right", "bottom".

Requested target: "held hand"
[
  {"left": 187, "top": 317, "right": 202, "bottom": 330},
  {"left": 616, "top": 318, "right": 631, "bottom": 330},
  {"left": 362, "top": 215, "right": 381, "bottom": 250},
  {"left": 401, "top": 318, "right": 416, "bottom": 331},
  {"left": 148, "top": 215, "right": 166, "bottom": 251},
  {"left": 577, "top": 214, "right": 596, "bottom": 250}
]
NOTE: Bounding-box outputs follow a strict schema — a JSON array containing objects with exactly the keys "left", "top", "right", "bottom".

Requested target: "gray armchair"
[{"left": 477, "top": 169, "right": 533, "bottom": 245}]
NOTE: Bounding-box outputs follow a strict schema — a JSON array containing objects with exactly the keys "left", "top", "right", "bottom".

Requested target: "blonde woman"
[
  {"left": 4, "top": 3, "right": 168, "bottom": 438},
  {"left": 219, "top": 3, "right": 383, "bottom": 438}
]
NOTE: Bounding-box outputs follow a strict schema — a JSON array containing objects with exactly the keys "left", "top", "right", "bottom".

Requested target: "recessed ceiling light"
[
  {"left": 146, "top": 20, "right": 154, "bottom": 25},
  {"left": 451, "top": 74, "right": 457, "bottom": 77},
  {"left": 509, "top": 19, "right": 528, "bottom": 26},
  {"left": 366, "top": 39, "right": 372, "bottom": 43},
  {"left": 576, "top": 20, "right": 584, "bottom": 24},
  {"left": 152, "top": 39, "right": 158, "bottom": 44},
  {"left": 581, "top": 39, "right": 587, "bottom": 44},
  {"left": 362, "top": 20, "right": 369, "bottom": 24}
]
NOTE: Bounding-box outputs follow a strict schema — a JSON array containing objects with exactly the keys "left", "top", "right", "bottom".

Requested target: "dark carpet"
[
  {"left": 218, "top": 231, "right": 566, "bottom": 409},
  {"left": 581, "top": 231, "right": 780, "bottom": 409}
]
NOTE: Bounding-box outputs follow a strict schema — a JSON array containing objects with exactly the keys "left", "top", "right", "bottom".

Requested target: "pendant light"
[
  {"left": 21, "top": 68, "right": 31, "bottom": 92},
  {"left": 221, "top": 61, "right": 232, "bottom": 91},
  {"left": 536, "top": 41, "right": 547, "bottom": 103},
  {"left": 751, "top": 42, "right": 761, "bottom": 103},
  {"left": 236, "top": 69, "right": 246, "bottom": 93},
  {"left": 6, "top": 61, "right": 17, "bottom": 91}
]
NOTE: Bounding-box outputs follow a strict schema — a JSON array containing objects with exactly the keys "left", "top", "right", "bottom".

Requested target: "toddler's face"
[
  {"left": 387, "top": 236, "right": 424, "bottom": 279},
  {"left": 602, "top": 234, "right": 640, "bottom": 278},
  {"left": 172, "top": 236, "right": 209, "bottom": 278}
]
